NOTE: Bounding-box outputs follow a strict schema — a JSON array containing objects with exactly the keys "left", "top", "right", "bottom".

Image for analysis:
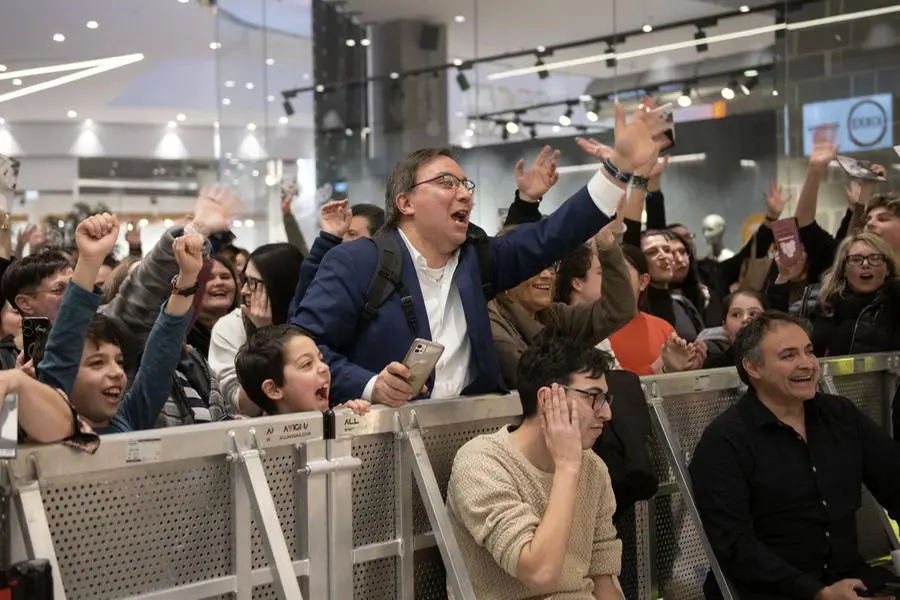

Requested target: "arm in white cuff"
[
  {"left": 587, "top": 170, "right": 627, "bottom": 219},
  {"left": 361, "top": 375, "right": 377, "bottom": 402}
]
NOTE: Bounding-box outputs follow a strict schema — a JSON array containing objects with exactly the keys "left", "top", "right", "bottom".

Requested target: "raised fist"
[{"left": 75, "top": 213, "right": 119, "bottom": 263}]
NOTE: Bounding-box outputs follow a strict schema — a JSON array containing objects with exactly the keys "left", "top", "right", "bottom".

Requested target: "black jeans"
[{"left": 703, "top": 564, "right": 898, "bottom": 599}]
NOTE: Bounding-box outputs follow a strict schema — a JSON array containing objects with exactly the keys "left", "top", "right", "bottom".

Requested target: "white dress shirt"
[{"left": 361, "top": 170, "right": 625, "bottom": 402}]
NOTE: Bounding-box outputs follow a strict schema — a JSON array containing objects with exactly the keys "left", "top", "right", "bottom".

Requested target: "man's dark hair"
[
  {"left": 103, "top": 254, "right": 120, "bottom": 269},
  {"left": 235, "top": 324, "right": 308, "bottom": 415},
  {"left": 85, "top": 314, "right": 127, "bottom": 351},
  {"left": 554, "top": 244, "right": 594, "bottom": 305},
  {"left": 383, "top": 148, "right": 454, "bottom": 228},
  {"left": 621, "top": 243, "right": 649, "bottom": 275},
  {"left": 1, "top": 250, "right": 71, "bottom": 313},
  {"left": 351, "top": 203, "right": 386, "bottom": 236},
  {"left": 733, "top": 310, "right": 811, "bottom": 385},
  {"left": 517, "top": 335, "right": 614, "bottom": 419}
]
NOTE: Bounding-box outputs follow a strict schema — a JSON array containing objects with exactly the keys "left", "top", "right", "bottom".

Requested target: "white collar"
[{"left": 397, "top": 228, "right": 459, "bottom": 271}]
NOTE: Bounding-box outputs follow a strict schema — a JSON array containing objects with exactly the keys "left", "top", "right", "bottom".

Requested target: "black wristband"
[
  {"left": 602, "top": 158, "right": 634, "bottom": 184},
  {"left": 515, "top": 189, "right": 542, "bottom": 203},
  {"left": 631, "top": 175, "right": 649, "bottom": 190}
]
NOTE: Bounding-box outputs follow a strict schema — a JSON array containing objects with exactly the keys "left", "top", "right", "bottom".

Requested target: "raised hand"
[
  {"left": 764, "top": 181, "right": 791, "bottom": 220},
  {"left": 320, "top": 200, "right": 352, "bottom": 238},
  {"left": 809, "top": 124, "right": 838, "bottom": 170},
  {"left": 595, "top": 193, "right": 627, "bottom": 250},
  {"left": 191, "top": 186, "right": 241, "bottom": 237},
  {"left": 281, "top": 182, "right": 299, "bottom": 215},
  {"left": 575, "top": 137, "right": 614, "bottom": 162},
  {"left": 172, "top": 233, "right": 205, "bottom": 284},
  {"left": 244, "top": 284, "right": 273, "bottom": 329},
  {"left": 540, "top": 384, "right": 583, "bottom": 472},
  {"left": 125, "top": 221, "right": 141, "bottom": 246},
  {"left": 315, "top": 183, "right": 334, "bottom": 207},
  {"left": 372, "top": 362, "right": 414, "bottom": 407},
  {"left": 611, "top": 101, "right": 669, "bottom": 173},
  {"left": 75, "top": 213, "right": 119, "bottom": 264},
  {"left": 515, "top": 145, "right": 561, "bottom": 200}
]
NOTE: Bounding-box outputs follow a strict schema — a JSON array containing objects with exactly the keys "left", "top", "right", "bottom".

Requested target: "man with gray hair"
[
  {"left": 292, "top": 104, "right": 669, "bottom": 406},
  {"left": 691, "top": 310, "right": 900, "bottom": 600}
]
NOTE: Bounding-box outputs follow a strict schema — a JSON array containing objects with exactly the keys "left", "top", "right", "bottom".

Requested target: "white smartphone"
[
  {"left": 651, "top": 102, "right": 675, "bottom": 151},
  {"left": 402, "top": 338, "right": 445, "bottom": 395}
]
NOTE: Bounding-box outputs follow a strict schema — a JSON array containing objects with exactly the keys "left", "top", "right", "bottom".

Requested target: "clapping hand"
[
  {"left": 320, "top": 200, "right": 352, "bottom": 238},
  {"left": 686, "top": 340, "right": 708, "bottom": 371},
  {"left": 75, "top": 213, "right": 119, "bottom": 264},
  {"left": 764, "top": 181, "right": 791, "bottom": 220},
  {"left": 515, "top": 145, "right": 561, "bottom": 200},
  {"left": 191, "top": 186, "right": 241, "bottom": 237}
]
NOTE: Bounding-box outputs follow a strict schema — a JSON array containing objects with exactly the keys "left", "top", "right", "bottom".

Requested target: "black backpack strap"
[
  {"left": 467, "top": 223, "right": 495, "bottom": 301},
  {"left": 359, "top": 234, "right": 419, "bottom": 335}
]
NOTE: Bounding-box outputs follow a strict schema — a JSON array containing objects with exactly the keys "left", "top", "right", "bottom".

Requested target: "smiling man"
[
  {"left": 690, "top": 311, "right": 900, "bottom": 600},
  {"left": 291, "top": 104, "right": 669, "bottom": 406},
  {"left": 446, "top": 336, "right": 621, "bottom": 599}
]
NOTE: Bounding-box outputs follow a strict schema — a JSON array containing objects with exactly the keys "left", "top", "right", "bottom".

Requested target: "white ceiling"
[{"left": 0, "top": 0, "right": 783, "bottom": 130}]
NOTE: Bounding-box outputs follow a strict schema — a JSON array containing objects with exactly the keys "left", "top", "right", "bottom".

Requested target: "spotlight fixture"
[
  {"left": 641, "top": 24, "right": 653, "bottom": 33},
  {"left": 345, "top": 39, "right": 356, "bottom": 47},
  {"left": 278, "top": 115, "right": 288, "bottom": 124},
  {"left": 677, "top": 87, "right": 692, "bottom": 107},
  {"left": 772, "top": 89, "right": 779, "bottom": 97},
  {"left": 558, "top": 105, "right": 573, "bottom": 127},
  {"left": 245, "top": 82, "right": 254, "bottom": 90},
  {"left": 454, "top": 15, "right": 466, "bottom": 23},
  {"left": 66, "top": 110, "right": 77, "bottom": 118},
  {"left": 360, "top": 38, "right": 371, "bottom": 47},
  {"left": 315, "top": 84, "right": 326, "bottom": 92},
  {"left": 740, "top": 76, "right": 758, "bottom": 95},
  {"left": 53, "top": 33, "right": 66, "bottom": 42},
  {"left": 456, "top": 70, "right": 471, "bottom": 92},
  {"left": 585, "top": 100, "right": 601, "bottom": 122},
  {"left": 452, "top": 58, "right": 463, "bottom": 67},
  {"left": 167, "top": 120, "right": 177, "bottom": 128},
  {"left": 224, "top": 80, "right": 235, "bottom": 88},
  {"left": 501, "top": 127, "right": 510, "bottom": 141},
  {"left": 345, "top": 127, "right": 353, "bottom": 137},
  {"left": 694, "top": 30, "right": 708, "bottom": 52},
  {"left": 505, "top": 118, "right": 520, "bottom": 135},
  {"left": 530, "top": 124, "right": 538, "bottom": 139},
  {"left": 282, "top": 97, "right": 295, "bottom": 116},
  {"left": 176, "top": 113, "right": 186, "bottom": 122},
  {"left": 86, "top": 21, "right": 99, "bottom": 29},
  {"left": 209, "top": 42, "right": 221, "bottom": 50},
  {"left": 222, "top": 98, "right": 231, "bottom": 105},
  {"left": 605, "top": 44, "right": 617, "bottom": 68},
  {"left": 739, "top": 5, "right": 750, "bottom": 12},
  {"left": 247, "top": 123, "right": 257, "bottom": 131},
  {"left": 11, "top": 79, "right": 22, "bottom": 87},
  {"left": 84, "top": 118, "right": 93, "bottom": 126},
  {"left": 389, "top": 72, "right": 400, "bottom": 80},
  {"left": 721, "top": 80, "right": 737, "bottom": 100},
  {"left": 535, "top": 56, "right": 549, "bottom": 80},
  {"left": 267, "top": 94, "right": 275, "bottom": 102},
  {"left": 266, "top": 58, "right": 275, "bottom": 66}
]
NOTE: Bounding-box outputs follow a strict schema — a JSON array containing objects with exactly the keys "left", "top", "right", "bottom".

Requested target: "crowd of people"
[{"left": 1, "top": 99, "right": 900, "bottom": 599}]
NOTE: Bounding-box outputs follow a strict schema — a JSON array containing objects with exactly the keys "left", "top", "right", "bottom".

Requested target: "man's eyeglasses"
[
  {"left": 411, "top": 174, "right": 476, "bottom": 193},
  {"left": 846, "top": 253, "right": 885, "bottom": 267},
  {"left": 564, "top": 385, "right": 613, "bottom": 412},
  {"left": 244, "top": 275, "right": 265, "bottom": 291}
]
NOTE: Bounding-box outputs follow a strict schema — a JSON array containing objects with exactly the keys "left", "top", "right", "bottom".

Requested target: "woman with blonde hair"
[{"left": 810, "top": 232, "right": 900, "bottom": 356}]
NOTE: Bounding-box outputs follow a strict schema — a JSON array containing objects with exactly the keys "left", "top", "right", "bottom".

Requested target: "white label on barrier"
[
  {"left": 126, "top": 438, "right": 162, "bottom": 464},
  {"left": 342, "top": 415, "right": 361, "bottom": 433},
  {"left": 264, "top": 421, "right": 313, "bottom": 444}
]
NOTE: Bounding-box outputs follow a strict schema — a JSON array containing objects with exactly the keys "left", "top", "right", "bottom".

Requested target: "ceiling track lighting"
[
  {"left": 694, "top": 30, "right": 708, "bottom": 52},
  {"left": 456, "top": 70, "right": 471, "bottom": 92},
  {"left": 535, "top": 56, "right": 549, "bottom": 80},
  {"left": 677, "top": 86, "right": 693, "bottom": 108},
  {"left": 721, "top": 79, "right": 738, "bottom": 100}
]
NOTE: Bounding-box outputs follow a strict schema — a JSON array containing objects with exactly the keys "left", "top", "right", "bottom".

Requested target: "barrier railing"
[{"left": 1, "top": 352, "right": 897, "bottom": 599}]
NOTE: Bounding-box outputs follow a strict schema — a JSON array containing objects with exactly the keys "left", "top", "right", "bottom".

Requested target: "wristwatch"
[
  {"left": 170, "top": 275, "right": 199, "bottom": 297},
  {"left": 602, "top": 158, "right": 634, "bottom": 184}
]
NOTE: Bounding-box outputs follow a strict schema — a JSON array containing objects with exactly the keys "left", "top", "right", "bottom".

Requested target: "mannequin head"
[{"left": 702, "top": 214, "right": 726, "bottom": 245}]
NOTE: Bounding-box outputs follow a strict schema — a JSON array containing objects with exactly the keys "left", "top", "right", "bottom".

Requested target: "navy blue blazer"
[{"left": 290, "top": 184, "right": 615, "bottom": 404}]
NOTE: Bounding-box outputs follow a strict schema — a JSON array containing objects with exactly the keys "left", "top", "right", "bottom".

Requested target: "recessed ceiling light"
[
  {"left": 66, "top": 110, "right": 77, "bottom": 118},
  {"left": 86, "top": 21, "right": 99, "bottom": 29},
  {"left": 315, "top": 84, "right": 325, "bottom": 92},
  {"left": 209, "top": 42, "right": 221, "bottom": 50},
  {"left": 53, "top": 33, "right": 66, "bottom": 42},
  {"left": 167, "top": 121, "right": 177, "bottom": 128},
  {"left": 452, "top": 58, "right": 463, "bottom": 66},
  {"left": 245, "top": 219, "right": 255, "bottom": 227},
  {"left": 245, "top": 82, "right": 254, "bottom": 90},
  {"left": 176, "top": 113, "right": 186, "bottom": 122},
  {"left": 772, "top": 90, "right": 779, "bottom": 96},
  {"left": 224, "top": 80, "right": 235, "bottom": 88},
  {"left": 279, "top": 116, "right": 289, "bottom": 124},
  {"left": 266, "top": 94, "right": 275, "bottom": 102},
  {"left": 303, "top": 73, "right": 310, "bottom": 80},
  {"left": 265, "top": 58, "right": 274, "bottom": 66},
  {"left": 0, "top": 118, "right": 5, "bottom": 125},
  {"left": 345, "top": 39, "right": 356, "bottom": 47},
  {"left": 0, "top": 65, "right": 6, "bottom": 72},
  {"left": 360, "top": 38, "right": 371, "bottom": 47},
  {"left": 739, "top": 5, "right": 750, "bottom": 12},
  {"left": 389, "top": 72, "right": 399, "bottom": 80},
  {"left": 247, "top": 123, "right": 256, "bottom": 131},
  {"left": 178, "top": 0, "right": 189, "bottom": 4},
  {"left": 11, "top": 79, "right": 22, "bottom": 86},
  {"left": 222, "top": 98, "right": 231, "bottom": 105},
  {"left": 84, "top": 118, "right": 94, "bottom": 126},
  {"left": 251, "top": 170, "right": 260, "bottom": 177},
  {"left": 213, "top": 121, "right": 219, "bottom": 128},
  {"left": 454, "top": 15, "right": 465, "bottom": 23},
  {"left": 641, "top": 24, "right": 653, "bottom": 33}
]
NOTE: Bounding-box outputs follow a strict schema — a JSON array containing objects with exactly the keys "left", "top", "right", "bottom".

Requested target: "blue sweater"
[{"left": 39, "top": 282, "right": 193, "bottom": 434}]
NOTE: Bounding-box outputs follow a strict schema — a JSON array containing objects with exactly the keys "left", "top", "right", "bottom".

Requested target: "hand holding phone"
[
  {"left": 22, "top": 317, "right": 51, "bottom": 365},
  {"left": 402, "top": 338, "right": 444, "bottom": 396}
]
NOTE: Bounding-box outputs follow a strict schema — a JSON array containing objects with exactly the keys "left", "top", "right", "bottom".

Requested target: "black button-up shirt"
[{"left": 690, "top": 390, "right": 900, "bottom": 599}]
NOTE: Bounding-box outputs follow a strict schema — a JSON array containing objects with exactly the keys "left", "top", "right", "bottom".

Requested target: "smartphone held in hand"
[{"left": 402, "top": 338, "right": 445, "bottom": 395}]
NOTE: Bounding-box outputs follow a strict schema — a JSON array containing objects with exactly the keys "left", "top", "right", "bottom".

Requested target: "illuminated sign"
[{"left": 803, "top": 94, "right": 893, "bottom": 154}]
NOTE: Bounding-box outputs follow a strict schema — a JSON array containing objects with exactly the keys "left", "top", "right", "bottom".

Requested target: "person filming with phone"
[{"left": 291, "top": 102, "right": 670, "bottom": 407}]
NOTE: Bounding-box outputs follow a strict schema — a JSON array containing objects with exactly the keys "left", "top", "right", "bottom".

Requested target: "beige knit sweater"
[{"left": 446, "top": 427, "right": 622, "bottom": 599}]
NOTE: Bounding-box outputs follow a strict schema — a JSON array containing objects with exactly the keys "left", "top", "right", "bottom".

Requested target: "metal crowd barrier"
[{"left": 0, "top": 353, "right": 897, "bottom": 600}]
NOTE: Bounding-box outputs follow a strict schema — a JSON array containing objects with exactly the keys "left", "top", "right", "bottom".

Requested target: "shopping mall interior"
[{"left": 0, "top": 0, "right": 897, "bottom": 253}]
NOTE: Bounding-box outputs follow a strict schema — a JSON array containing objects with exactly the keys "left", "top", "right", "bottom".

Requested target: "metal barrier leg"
[
  {"left": 394, "top": 411, "right": 415, "bottom": 600},
  {"left": 13, "top": 481, "right": 66, "bottom": 600},
  {"left": 230, "top": 430, "right": 304, "bottom": 600},
  {"left": 232, "top": 461, "right": 253, "bottom": 600},
  {"left": 325, "top": 437, "right": 359, "bottom": 600},
  {"left": 647, "top": 393, "right": 736, "bottom": 600},
  {"left": 296, "top": 438, "right": 333, "bottom": 600},
  {"left": 403, "top": 410, "right": 477, "bottom": 600}
]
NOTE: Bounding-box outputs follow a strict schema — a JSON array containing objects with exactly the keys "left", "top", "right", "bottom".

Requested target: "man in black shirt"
[{"left": 690, "top": 311, "right": 900, "bottom": 600}]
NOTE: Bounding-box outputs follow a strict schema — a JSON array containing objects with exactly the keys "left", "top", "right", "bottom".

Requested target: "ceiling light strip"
[
  {"left": 0, "top": 54, "right": 144, "bottom": 105},
  {"left": 487, "top": 5, "right": 900, "bottom": 81},
  {"left": 0, "top": 53, "right": 143, "bottom": 82}
]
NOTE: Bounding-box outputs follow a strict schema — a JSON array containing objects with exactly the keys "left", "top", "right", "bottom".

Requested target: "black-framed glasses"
[
  {"left": 846, "top": 253, "right": 885, "bottom": 267},
  {"left": 244, "top": 275, "right": 264, "bottom": 291},
  {"left": 564, "top": 385, "right": 613, "bottom": 412},
  {"left": 411, "top": 173, "right": 476, "bottom": 193}
]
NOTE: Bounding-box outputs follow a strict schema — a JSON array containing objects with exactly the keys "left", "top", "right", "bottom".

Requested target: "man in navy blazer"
[{"left": 291, "top": 103, "right": 668, "bottom": 406}]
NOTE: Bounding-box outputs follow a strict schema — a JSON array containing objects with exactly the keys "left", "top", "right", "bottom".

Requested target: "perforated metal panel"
[
  {"left": 351, "top": 433, "right": 396, "bottom": 547},
  {"left": 0, "top": 491, "right": 8, "bottom": 569},
  {"left": 40, "top": 457, "right": 233, "bottom": 599},
  {"left": 654, "top": 493, "right": 709, "bottom": 600},
  {"left": 250, "top": 445, "right": 300, "bottom": 569},
  {"left": 415, "top": 546, "right": 448, "bottom": 600},
  {"left": 617, "top": 504, "right": 640, "bottom": 600},
  {"left": 354, "top": 556, "right": 397, "bottom": 600},
  {"left": 832, "top": 372, "right": 887, "bottom": 428}
]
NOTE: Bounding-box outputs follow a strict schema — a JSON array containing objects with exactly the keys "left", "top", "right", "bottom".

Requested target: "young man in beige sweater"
[{"left": 446, "top": 336, "right": 622, "bottom": 599}]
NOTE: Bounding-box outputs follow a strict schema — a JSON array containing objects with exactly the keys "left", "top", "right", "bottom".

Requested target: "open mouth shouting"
[
  {"left": 314, "top": 382, "right": 330, "bottom": 409},
  {"left": 102, "top": 385, "right": 123, "bottom": 404},
  {"left": 451, "top": 208, "right": 470, "bottom": 227}
]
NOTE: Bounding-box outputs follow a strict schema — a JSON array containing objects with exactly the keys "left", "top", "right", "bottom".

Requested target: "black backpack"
[{"left": 358, "top": 224, "right": 494, "bottom": 335}]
